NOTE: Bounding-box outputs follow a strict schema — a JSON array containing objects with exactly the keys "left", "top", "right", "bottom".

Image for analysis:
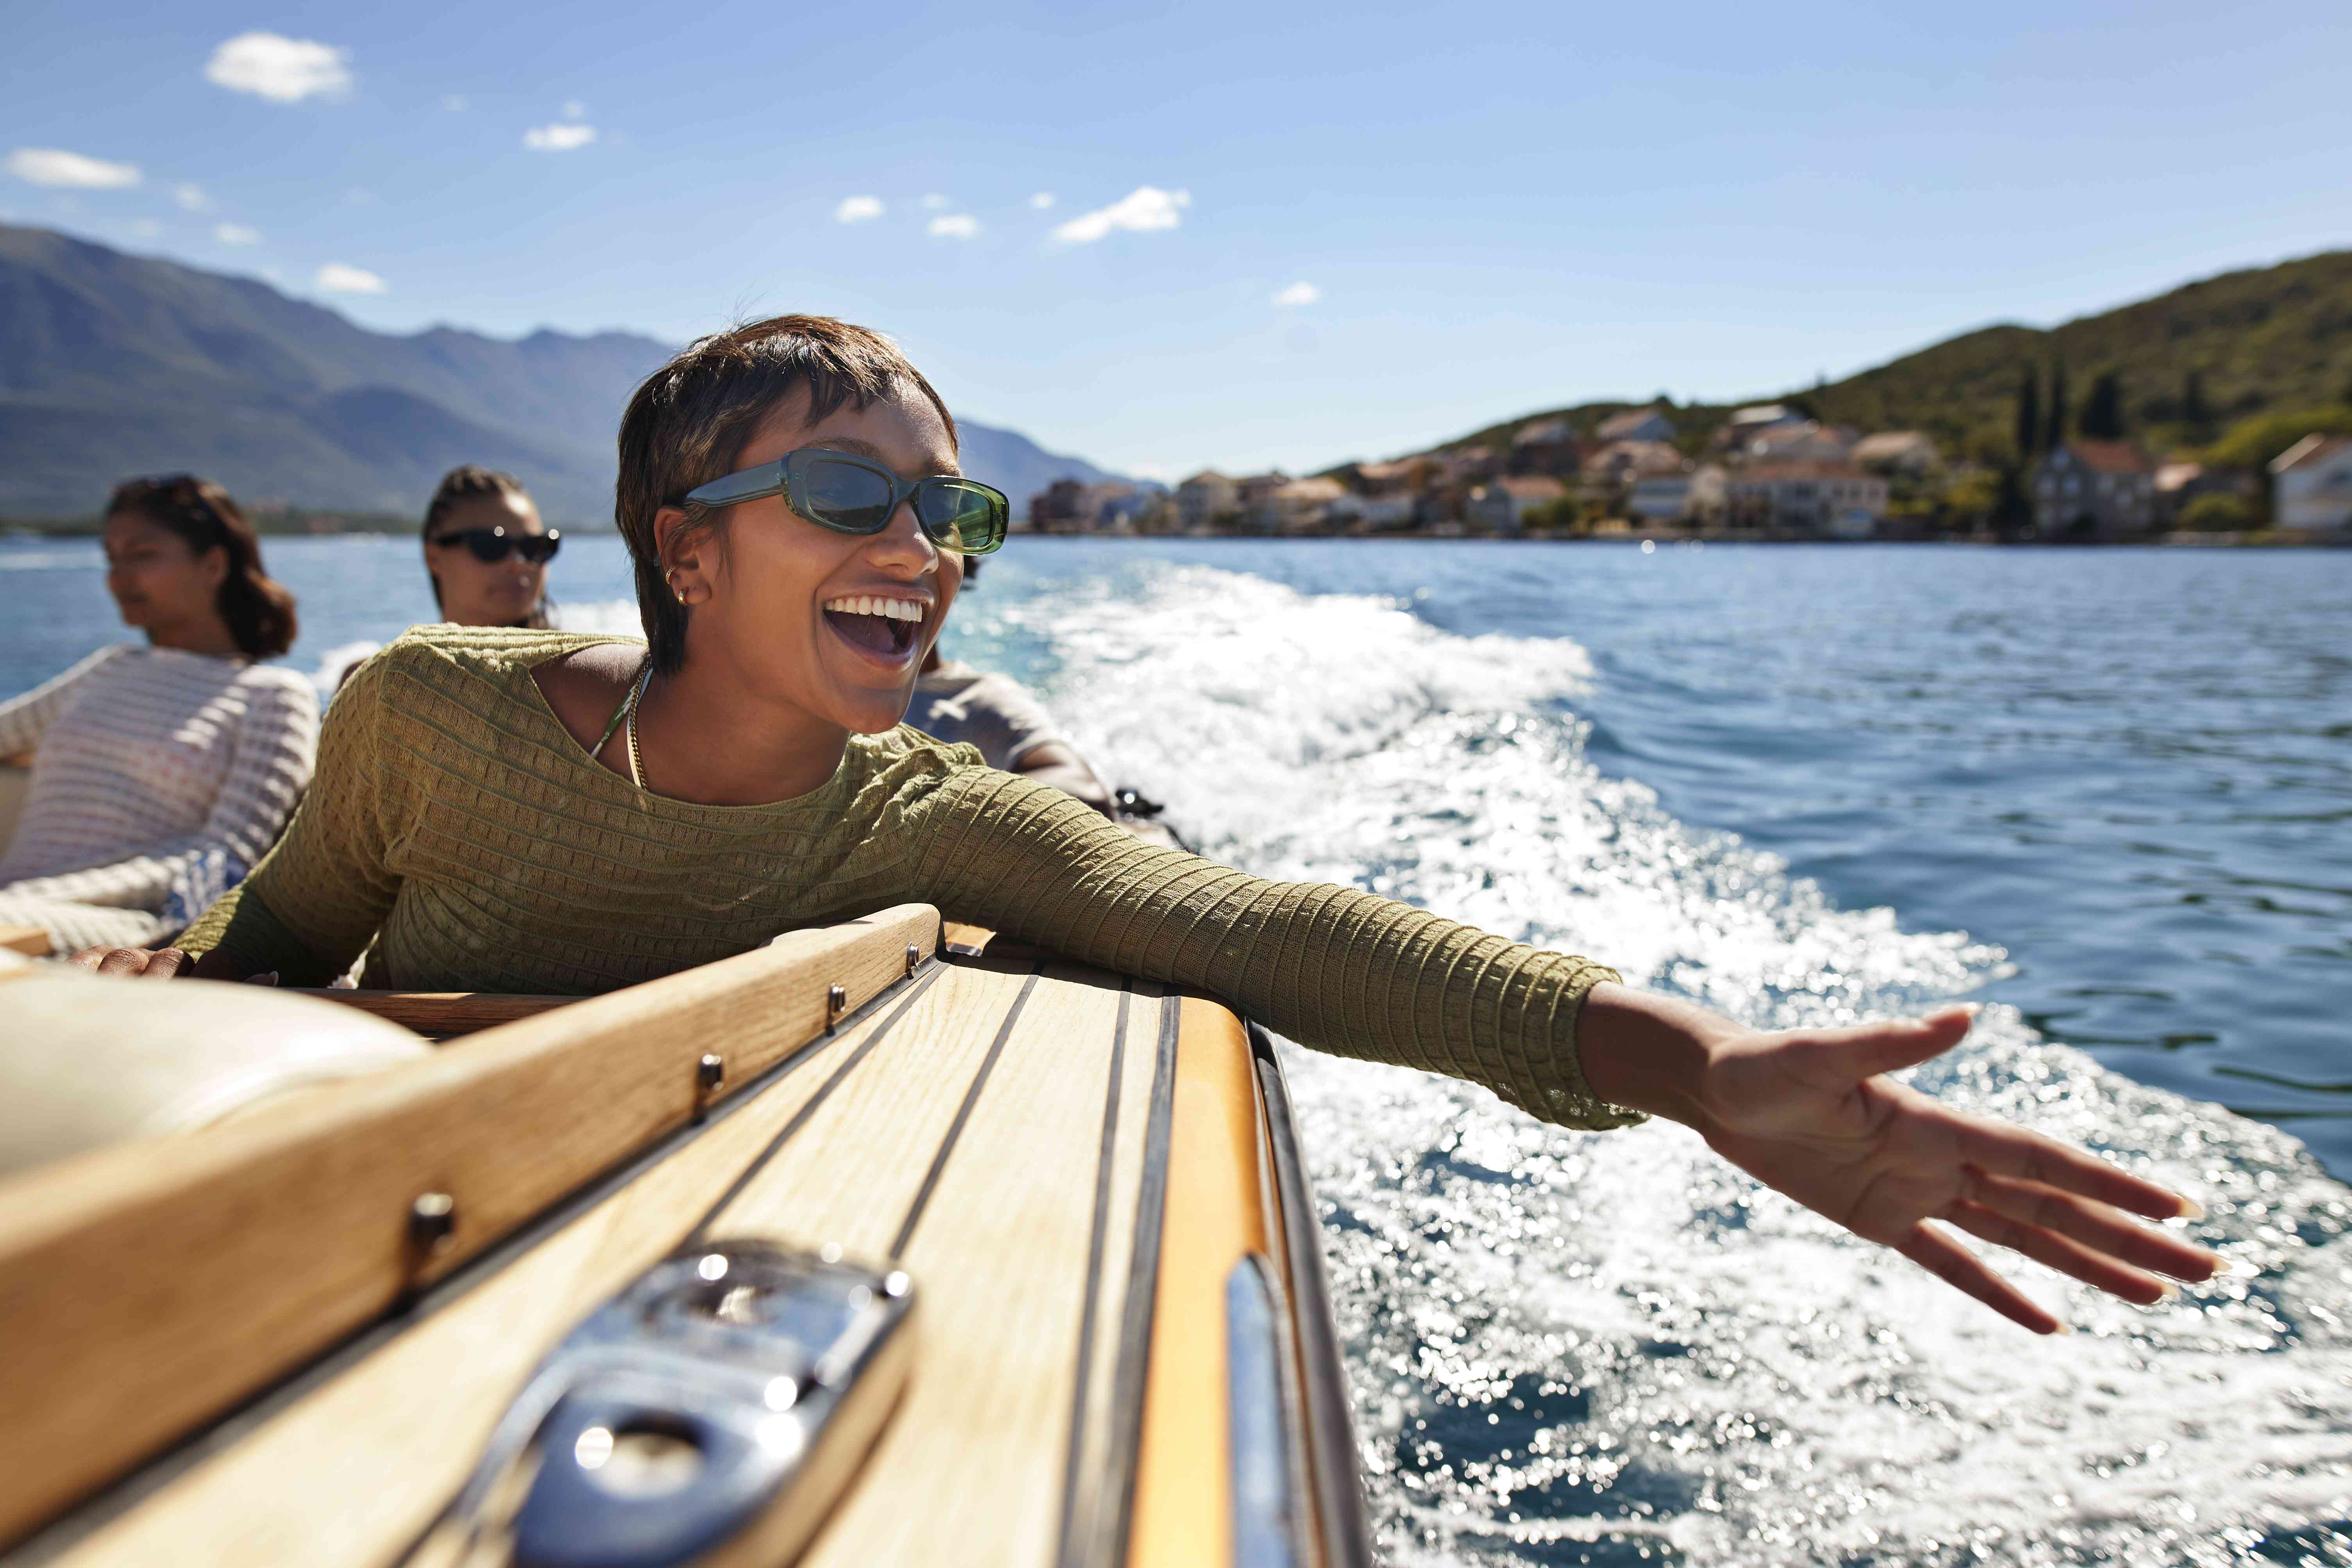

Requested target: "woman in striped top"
[{"left": 0, "top": 477, "right": 315, "bottom": 953}]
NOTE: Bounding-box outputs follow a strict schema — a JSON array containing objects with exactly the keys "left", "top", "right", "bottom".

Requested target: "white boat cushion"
[{"left": 0, "top": 971, "right": 429, "bottom": 1176}]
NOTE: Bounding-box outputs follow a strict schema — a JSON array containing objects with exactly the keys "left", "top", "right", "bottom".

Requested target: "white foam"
[{"left": 999, "top": 560, "right": 2352, "bottom": 1565}]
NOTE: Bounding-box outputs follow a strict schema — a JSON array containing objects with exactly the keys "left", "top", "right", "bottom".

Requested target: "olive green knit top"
[{"left": 178, "top": 627, "right": 1635, "bottom": 1130}]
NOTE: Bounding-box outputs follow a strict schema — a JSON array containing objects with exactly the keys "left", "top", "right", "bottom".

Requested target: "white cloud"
[
  {"left": 173, "top": 182, "right": 209, "bottom": 210},
  {"left": 1272, "top": 281, "right": 1322, "bottom": 308},
  {"left": 214, "top": 222, "right": 261, "bottom": 245},
  {"left": 834, "top": 195, "right": 884, "bottom": 224},
  {"left": 6, "top": 147, "right": 141, "bottom": 189},
  {"left": 921, "top": 193, "right": 951, "bottom": 210},
  {"left": 928, "top": 213, "right": 981, "bottom": 240},
  {"left": 1052, "top": 185, "right": 1190, "bottom": 244},
  {"left": 205, "top": 32, "right": 352, "bottom": 103},
  {"left": 315, "top": 261, "right": 385, "bottom": 294},
  {"left": 1028, "top": 192, "right": 1055, "bottom": 209},
  {"left": 524, "top": 123, "right": 597, "bottom": 152}
]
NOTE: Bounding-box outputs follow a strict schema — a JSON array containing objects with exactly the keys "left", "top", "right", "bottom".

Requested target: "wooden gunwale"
[{"left": 0, "top": 905, "right": 938, "bottom": 1550}]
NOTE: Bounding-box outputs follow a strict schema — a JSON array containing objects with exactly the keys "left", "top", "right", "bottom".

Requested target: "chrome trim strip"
[
  {"left": 1250, "top": 1022, "right": 1375, "bottom": 1568},
  {"left": 1227, "top": 1252, "right": 1309, "bottom": 1568}
]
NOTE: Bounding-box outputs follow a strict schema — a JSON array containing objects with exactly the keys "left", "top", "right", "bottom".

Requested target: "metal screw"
[
  {"left": 408, "top": 1192, "right": 457, "bottom": 1254},
  {"left": 827, "top": 983, "right": 846, "bottom": 1018},
  {"left": 697, "top": 1053, "right": 725, "bottom": 1092},
  {"left": 905, "top": 942, "right": 920, "bottom": 975}
]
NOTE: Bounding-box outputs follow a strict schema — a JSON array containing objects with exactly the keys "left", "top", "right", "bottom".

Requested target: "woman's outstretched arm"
[{"left": 907, "top": 767, "right": 2222, "bottom": 1332}]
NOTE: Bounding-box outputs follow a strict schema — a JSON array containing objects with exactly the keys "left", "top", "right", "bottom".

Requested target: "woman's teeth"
[
  {"left": 821, "top": 595, "right": 924, "bottom": 657},
  {"left": 822, "top": 595, "right": 925, "bottom": 621}
]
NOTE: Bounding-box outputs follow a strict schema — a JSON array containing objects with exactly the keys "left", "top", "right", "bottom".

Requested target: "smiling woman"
[{"left": 78, "top": 316, "right": 2219, "bottom": 1346}]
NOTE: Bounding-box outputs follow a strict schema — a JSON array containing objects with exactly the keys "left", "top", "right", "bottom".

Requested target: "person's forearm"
[{"left": 1572, "top": 982, "right": 1732, "bottom": 1126}]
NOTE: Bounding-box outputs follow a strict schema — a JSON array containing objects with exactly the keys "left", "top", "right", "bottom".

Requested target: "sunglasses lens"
[
  {"left": 917, "top": 481, "right": 1009, "bottom": 554},
  {"left": 517, "top": 533, "right": 560, "bottom": 565},
  {"left": 800, "top": 459, "right": 898, "bottom": 533},
  {"left": 463, "top": 531, "right": 508, "bottom": 563}
]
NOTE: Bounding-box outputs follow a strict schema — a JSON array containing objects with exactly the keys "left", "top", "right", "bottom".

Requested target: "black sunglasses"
[
  {"left": 682, "top": 449, "right": 1008, "bottom": 556},
  {"left": 431, "top": 526, "right": 561, "bottom": 565}
]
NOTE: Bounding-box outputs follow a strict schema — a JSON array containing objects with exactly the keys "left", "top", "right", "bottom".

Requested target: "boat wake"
[{"left": 947, "top": 559, "right": 2352, "bottom": 1568}]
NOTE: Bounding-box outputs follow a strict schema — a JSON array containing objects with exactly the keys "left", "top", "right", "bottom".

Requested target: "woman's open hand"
[{"left": 1578, "top": 987, "right": 2223, "bottom": 1333}]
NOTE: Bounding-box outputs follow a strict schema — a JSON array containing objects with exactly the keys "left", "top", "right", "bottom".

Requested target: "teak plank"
[
  {"left": 0, "top": 904, "right": 938, "bottom": 1548},
  {"left": 0, "top": 925, "right": 48, "bottom": 958},
  {"left": 39, "top": 973, "right": 936, "bottom": 1568},
  {"left": 756, "top": 965, "right": 1151, "bottom": 1567}
]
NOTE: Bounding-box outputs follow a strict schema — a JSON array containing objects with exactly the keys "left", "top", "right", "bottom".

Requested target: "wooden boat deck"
[{"left": 0, "top": 907, "right": 1354, "bottom": 1567}]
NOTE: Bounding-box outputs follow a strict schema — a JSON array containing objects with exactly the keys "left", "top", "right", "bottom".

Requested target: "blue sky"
[{"left": 5, "top": 1, "right": 2350, "bottom": 478}]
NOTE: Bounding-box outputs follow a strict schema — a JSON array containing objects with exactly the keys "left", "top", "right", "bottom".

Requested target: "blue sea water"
[{"left": 5, "top": 533, "right": 2349, "bottom": 1564}]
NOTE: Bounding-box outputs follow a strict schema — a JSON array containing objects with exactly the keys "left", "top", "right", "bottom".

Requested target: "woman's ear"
[
  {"left": 653, "top": 506, "right": 713, "bottom": 606},
  {"left": 199, "top": 544, "right": 230, "bottom": 591}
]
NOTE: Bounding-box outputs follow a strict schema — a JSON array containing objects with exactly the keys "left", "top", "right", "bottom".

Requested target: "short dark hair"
[
  {"left": 614, "top": 315, "right": 957, "bottom": 674},
  {"left": 106, "top": 476, "right": 298, "bottom": 659},
  {"left": 422, "top": 465, "right": 551, "bottom": 629}
]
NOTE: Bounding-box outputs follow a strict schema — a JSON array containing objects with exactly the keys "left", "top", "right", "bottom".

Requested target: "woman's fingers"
[
  {"left": 1943, "top": 1199, "right": 2171, "bottom": 1305},
  {"left": 1958, "top": 1119, "right": 2201, "bottom": 1220},
  {"left": 61, "top": 946, "right": 187, "bottom": 978},
  {"left": 1963, "top": 1170, "right": 2221, "bottom": 1282},
  {"left": 1821, "top": 1006, "right": 1976, "bottom": 1081},
  {"left": 1896, "top": 1221, "right": 2061, "bottom": 1334}
]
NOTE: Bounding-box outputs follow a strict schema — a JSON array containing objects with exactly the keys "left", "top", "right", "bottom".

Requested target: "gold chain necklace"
[{"left": 621, "top": 660, "right": 653, "bottom": 790}]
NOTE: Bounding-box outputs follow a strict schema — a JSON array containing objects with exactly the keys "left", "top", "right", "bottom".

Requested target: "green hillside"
[{"left": 1427, "top": 249, "right": 2352, "bottom": 462}]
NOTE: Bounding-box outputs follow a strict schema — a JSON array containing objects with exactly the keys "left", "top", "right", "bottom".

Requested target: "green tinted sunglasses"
[{"left": 683, "top": 448, "right": 1009, "bottom": 556}]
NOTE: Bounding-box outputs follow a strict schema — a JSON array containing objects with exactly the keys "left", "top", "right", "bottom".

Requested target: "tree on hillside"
[
  {"left": 2182, "top": 368, "right": 2213, "bottom": 436},
  {"left": 2014, "top": 368, "right": 2041, "bottom": 459},
  {"left": 2079, "top": 372, "right": 2127, "bottom": 440},
  {"left": 2043, "top": 361, "right": 2070, "bottom": 453}
]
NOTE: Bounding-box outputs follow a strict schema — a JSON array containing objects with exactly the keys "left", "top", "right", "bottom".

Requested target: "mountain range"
[{"left": 0, "top": 224, "right": 1119, "bottom": 523}]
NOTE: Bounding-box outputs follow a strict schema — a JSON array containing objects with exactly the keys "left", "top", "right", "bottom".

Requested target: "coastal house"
[
  {"left": 1235, "top": 472, "right": 1294, "bottom": 531},
  {"left": 1594, "top": 407, "right": 1676, "bottom": 444},
  {"left": 1714, "top": 404, "right": 1810, "bottom": 451},
  {"left": 1265, "top": 476, "right": 1350, "bottom": 533},
  {"left": 2031, "top": 440, "right": 2156, "bottom": 537},
  {"left": 1028, "top": 479, "right": 1150, "bottom": 534},
  {"left": 2271, "top": 434, "right": 2352, "bottom": 529},
  {"left": 1175, "top": 470, "right": 1239, "bottom": 533},
  {"left": 1510, "top": 417, "right": 1581, "bottom": 474},
  {"left": 1745, "top": 422, "right": 1858, "bottom": 464},
  {"left": 1852, "top": 431, "right": 1941, "bottom": 476},
  {"left": 1627, "top": 474, "right": 1693, "bottom": 522},
  {"left": 1466, "top": 475, "right": 1567, "bottom": 535},
  {"left": 1581, "top": 440, "right": 1685, "bottom": 486},
  {"left": 1726, "top": 462, "right": 1889, "bottom": 536}
]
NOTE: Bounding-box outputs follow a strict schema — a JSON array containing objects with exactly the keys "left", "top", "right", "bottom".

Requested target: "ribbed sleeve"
[
  {"left": 168, "top": 626, "right": 1638, "bottom": 1131},
  {"left": 904, "top": 768, "right": 1635, "bottom": 1129}
]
